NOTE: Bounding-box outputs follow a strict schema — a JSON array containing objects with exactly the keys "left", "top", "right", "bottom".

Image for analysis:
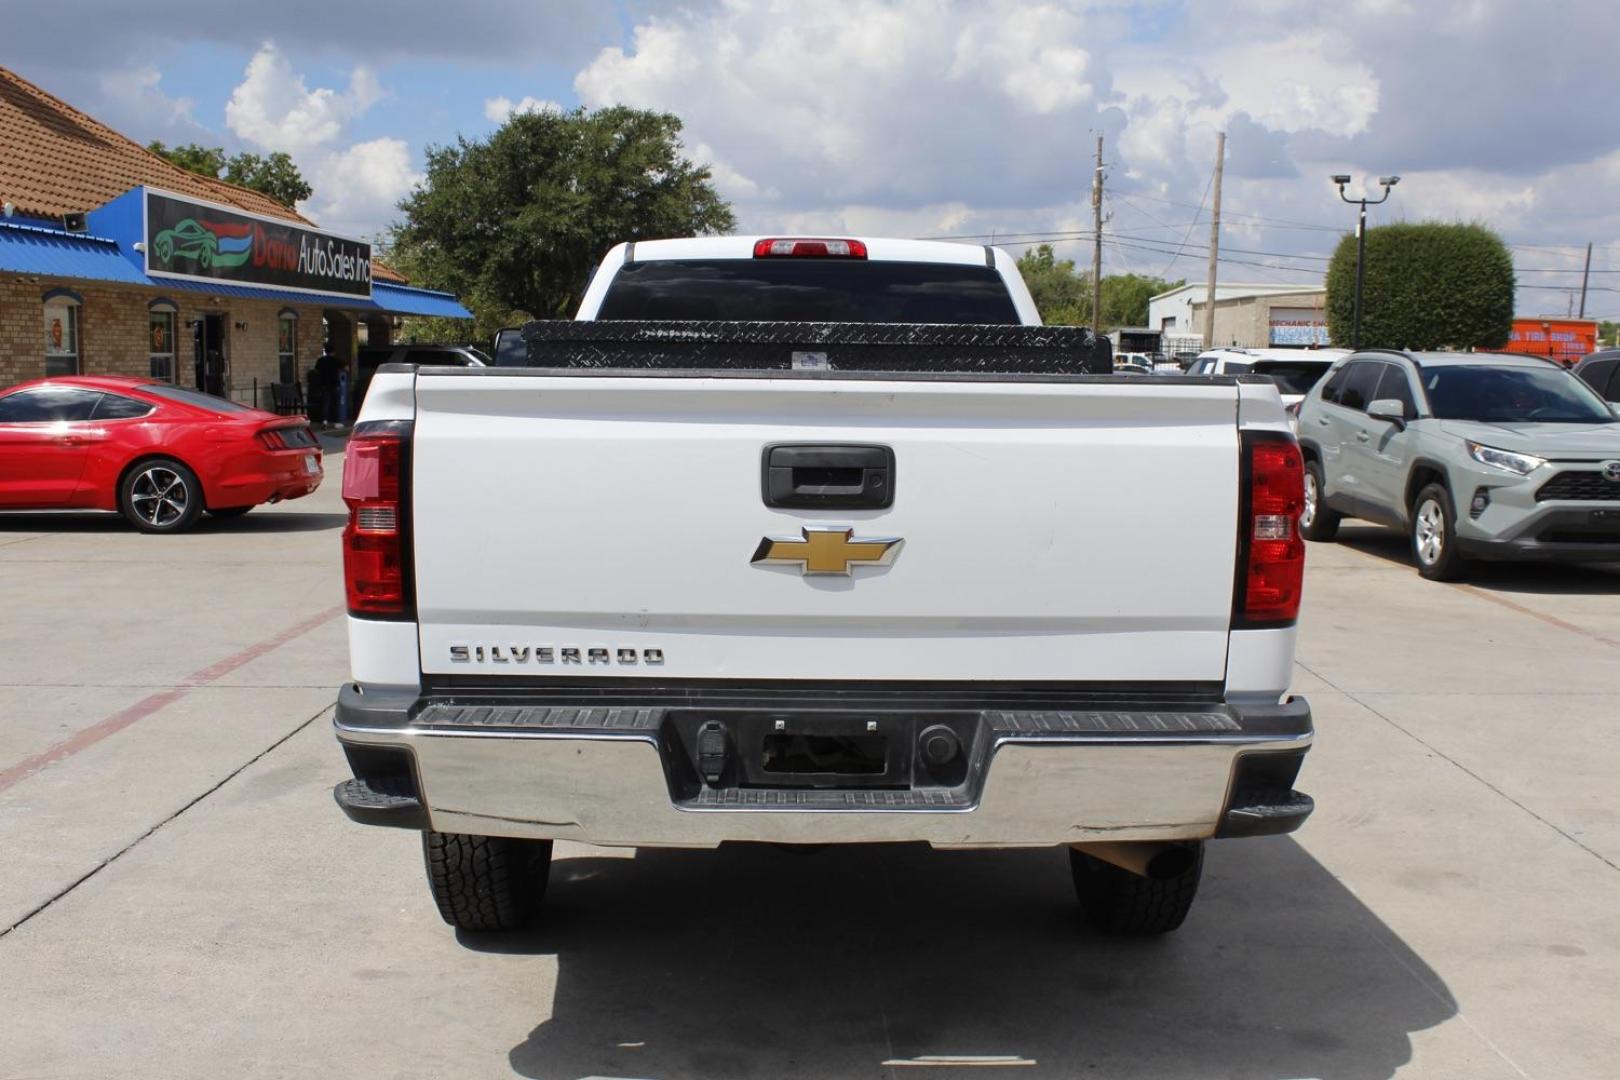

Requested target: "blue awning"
[
  {"left": 0, "top": 222, "right": 150, "bottom": 284},
  {"left": 0, "top": 220, "right": 472, "bottom": 318},
  {"left": 371, "top": 281, "right": 472, "bottom": 318}
]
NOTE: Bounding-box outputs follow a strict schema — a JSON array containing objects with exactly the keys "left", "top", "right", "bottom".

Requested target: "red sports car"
[{"left": 0, "top": 376, "right": 323, "bottom": 532}]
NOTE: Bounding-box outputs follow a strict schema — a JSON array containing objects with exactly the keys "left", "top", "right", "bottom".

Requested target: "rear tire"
[
  {"left": 1411, "top": 483, "right": 1467, "bottom": 581},
  {"left": 1070, "top": 842, "right": 1203, "bottom": 936},
  {"left": 422, "top": 832, "right": 552, "bottom": 932},
  {"left": 119, "top": 458, "right": 203, "bottom": 533},
  {"left": 1300, "top": 460, "right": 1340, "bottom": 542}
]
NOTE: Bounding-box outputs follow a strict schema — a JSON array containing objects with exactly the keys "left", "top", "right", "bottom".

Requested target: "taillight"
[
  {"left": 342, "top": 420, "right": 413, "bottom": 619},
  {"left": 1236, "top": 432, "right": 1305, "bottom": 626},
  {"left": 258, "top": 425, "right": 315, "bottom": 449},
  {"left": 753, "top": 238, "right": 867, "bottom": 259}
]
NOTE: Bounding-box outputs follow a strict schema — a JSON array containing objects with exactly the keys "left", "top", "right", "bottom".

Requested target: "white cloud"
[
  {"left": 226, "top": 43, "right": 384, "bottom": 156},
  {"left": 575, "top": 0, "right": 1120, "bottom": 226},
  {"left": 304, "top": 138, "right": 422, "bottom": 237},
  {"left": 483, "top": 95, "right": 562, "bottom": 123},
  {"left": 222, "top": 43, "right": 414, "bottom": 236},
  {"left": 98, "top": 66, "right": 203, "bottom": 139}
]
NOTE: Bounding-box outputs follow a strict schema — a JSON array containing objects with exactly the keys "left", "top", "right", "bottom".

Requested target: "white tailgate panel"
[{"left": 412, "top": 376, "right": 1239, "bottom": 681}]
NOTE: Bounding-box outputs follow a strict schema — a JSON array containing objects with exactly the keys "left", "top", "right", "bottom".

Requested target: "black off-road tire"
[
  {"left": 1411, "top": 483, "right": 1468, "bottom": 582},
  {"left": 422, "top": 832, "right": 553, "bottom": 932},
  {"left": 1300, "top": 460, "right": 1341, "bottom": 542},
  {"left": 1070, "top": 841, "right": 1204, "bottom": 936},
  {"left": 119, "top": 457, "right": 204, "bottom": 533}
]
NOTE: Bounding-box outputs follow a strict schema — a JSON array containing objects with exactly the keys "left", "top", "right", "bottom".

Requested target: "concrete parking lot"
[{"left": 2, "top": 448, "right": 1617, "bottom": 1080}]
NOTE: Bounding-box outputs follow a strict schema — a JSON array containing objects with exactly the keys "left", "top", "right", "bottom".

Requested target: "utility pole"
[
  {"left": 1091, "top": 134, "right": 1104, "bottom": 331},
  {"left": 1202, "top": 131, "right": 1225, "bottom": 349},
  {"left": 1578, "top": 241, "right": 1592, "bottom": 318}
]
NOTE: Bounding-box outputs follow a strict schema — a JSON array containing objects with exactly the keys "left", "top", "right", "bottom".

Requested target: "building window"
[
  {"left": 43, "top": 291, "right": 81, "bottom": 376},
  {"left": 277, "top": 310, "right": 298, "bottom": 384},
  {"left": 148, "top": 301, "right": 178, "bottom": 382}
]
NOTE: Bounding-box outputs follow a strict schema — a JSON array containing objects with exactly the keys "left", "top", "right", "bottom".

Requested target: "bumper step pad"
[
  {"left": 1218, "top": 788, "right": 1314, "bottom": 838},
  {"left": 333, "top": 776, "right": 428, "bottom": 830}
]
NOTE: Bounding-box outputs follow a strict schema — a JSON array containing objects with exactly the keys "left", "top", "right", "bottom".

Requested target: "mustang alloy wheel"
[{"left": 120, "top": 458, "right": 204, "bottom": 533}]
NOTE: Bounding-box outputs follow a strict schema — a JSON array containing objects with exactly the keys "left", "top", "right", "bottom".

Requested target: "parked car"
[
  {"left": 1186, "top": 348, "right": 1257, "bottom": 375},
  {"left": 0, "top": 376, "right": 322, "bottom": 532},
  {"left": 332, "top": 235, "right": 1313, "bottom": 938},
  {"left": 1113, "top": 361, "right": 1153, "bottom": 375},
  {"left": 1297, "top": 350, "right": 1620, "bottom": 579},
  {"left": 353, "top": 344, "right": 488, "bottom": 419},
  {"left": 1573, "top": 348, "right": 1620, "bottom": 403},
  {"left": 1249, "top": 351, "right": 1349, "bottom": 427}
]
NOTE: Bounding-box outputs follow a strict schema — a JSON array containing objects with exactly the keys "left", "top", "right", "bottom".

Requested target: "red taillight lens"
[
  {"left": 342, "top": 421, "right": 412, "bottom": 618},
  {"left": 753, "top": 238, "right": 868, "bottom": 259},
  {"left": 257, "top": 425, "right": 316, "bottom": 449},
  {"left": 1238, "top": 433, "right": 1305, "bottom": 625}
]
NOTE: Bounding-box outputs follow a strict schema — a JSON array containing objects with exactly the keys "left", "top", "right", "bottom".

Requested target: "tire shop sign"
[{"left": 143, "top": 190, "right": 371, "bottom": 298}]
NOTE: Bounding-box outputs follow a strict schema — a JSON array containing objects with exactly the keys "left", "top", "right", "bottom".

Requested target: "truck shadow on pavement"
[
  {"left": 0, "top": 510, "right": 344, "bottom": 534},
  {"left": 1332, "top": 524, "right": 1620, "bottom": 595},
  {"left": 467, "top": 838, "right": 1455, "bottom": 1080}
]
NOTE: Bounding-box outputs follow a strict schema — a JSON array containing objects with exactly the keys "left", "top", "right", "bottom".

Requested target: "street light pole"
[{"left": 1333, "top": 174, "right": 1400, "bottom": 349}]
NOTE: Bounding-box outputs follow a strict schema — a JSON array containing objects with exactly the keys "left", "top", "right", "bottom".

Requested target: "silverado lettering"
[{"left": 449, "top": 644, "right": 664, "bottom": 664}]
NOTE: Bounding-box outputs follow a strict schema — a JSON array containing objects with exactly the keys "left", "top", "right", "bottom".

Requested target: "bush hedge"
[{"left": 1325, "top": 222, "right": 1514, "bottom": 350}]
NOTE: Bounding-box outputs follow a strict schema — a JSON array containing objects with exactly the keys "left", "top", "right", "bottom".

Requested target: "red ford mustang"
[{"left": 0, "top": 375, "right": 323, "bottom": 532}]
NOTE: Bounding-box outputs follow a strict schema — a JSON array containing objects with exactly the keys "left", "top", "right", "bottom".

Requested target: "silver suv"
[{"left": 1296, "top": 350, "right": 1620, "bottom": 579}]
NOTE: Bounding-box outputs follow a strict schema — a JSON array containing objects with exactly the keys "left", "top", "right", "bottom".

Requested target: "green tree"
[
  {"left": 1014, "top": 246, "right": 1180, "bottom": 330},
  {"left": 391, "top": 106, "right": 736, "bottom": 335},
  {"left": 222, "top": 152, "right": 312, "bottom": 208},
  {"left": 1016, "top": 244, "right": 1089, "bottom": 325},
  {"left": 146, "top": 141, "right": 226, "bottom": 178},
  {"left": 1100, "top": 272, "right": 1182, "bottom": 330},
  {"left": 1598, "top": 320, "right": 1620, "bottom": 349},
  {"left": 147, "top": 141, "right": 313, "bottom": 208},
  {"left": 1325, "top": 221, "right": 1514, "bottom": 349}
]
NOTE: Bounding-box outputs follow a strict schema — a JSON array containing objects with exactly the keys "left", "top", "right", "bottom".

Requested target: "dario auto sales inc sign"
[{"left": 143, "top": 190, "right": 371, "bottom": 298}]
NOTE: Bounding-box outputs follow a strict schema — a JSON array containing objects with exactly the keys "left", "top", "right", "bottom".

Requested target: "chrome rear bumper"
[{"left": 333, "top": 682, "right": 1312, "bottom": 849}]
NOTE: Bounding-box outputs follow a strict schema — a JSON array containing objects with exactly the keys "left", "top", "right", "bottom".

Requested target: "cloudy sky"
[{"left": 8, "top": 0, "right": 1619, "bottom": 316}]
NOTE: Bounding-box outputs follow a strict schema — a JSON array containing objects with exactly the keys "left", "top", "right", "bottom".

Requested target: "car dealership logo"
[{"left": 151, "top": 217, "right": 252, "bottom": 269}]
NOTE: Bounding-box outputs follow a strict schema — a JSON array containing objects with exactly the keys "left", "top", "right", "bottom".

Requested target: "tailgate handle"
[{"left": 763, "top": 444, "right": 895, "bottom": 509}]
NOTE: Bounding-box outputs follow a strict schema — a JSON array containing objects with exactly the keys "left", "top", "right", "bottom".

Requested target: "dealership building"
[
  {"left": 1148, "top": 282, "right": 1330, "bottom": 352},
  {"left": 0, "top": 66, "right": 468, "bottom": 406}
]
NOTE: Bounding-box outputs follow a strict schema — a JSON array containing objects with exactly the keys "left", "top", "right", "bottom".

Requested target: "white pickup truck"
[{"left": 332, "top": 236, "right": 1313, "bottom": 936}]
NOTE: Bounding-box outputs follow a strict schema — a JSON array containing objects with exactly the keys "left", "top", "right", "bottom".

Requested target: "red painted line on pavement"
[
  {"left": 0, "top": 604, "right": 345, "bottom": 795},
  {"left": 1457, "top": 585, "right": 1620, "bottom": 650}
]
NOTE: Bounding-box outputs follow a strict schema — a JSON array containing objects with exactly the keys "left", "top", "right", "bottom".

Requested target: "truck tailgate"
[{"left": 411, "top": 373, "right": 1240, "bottom": 682}]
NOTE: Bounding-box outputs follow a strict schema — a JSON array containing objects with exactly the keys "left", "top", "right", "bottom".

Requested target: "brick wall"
[{"left": 1, "top": 277, "right": 331, "bottom": 408}]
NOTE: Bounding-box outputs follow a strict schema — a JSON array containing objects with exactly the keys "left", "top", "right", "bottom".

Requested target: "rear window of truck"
[{"left": 596, "top": 259, "right": 1020, "bottom": 324}]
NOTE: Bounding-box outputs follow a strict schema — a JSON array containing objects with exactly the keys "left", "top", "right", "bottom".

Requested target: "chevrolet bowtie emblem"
[{"left": 751, "top": 526, "right": 904, "bottom": 576}]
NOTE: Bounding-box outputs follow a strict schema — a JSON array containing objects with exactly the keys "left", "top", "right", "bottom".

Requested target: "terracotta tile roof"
[
  {"left": 0, "top": 65, "right": 306, "bottom": 223},
  {"left": 0, "top": 66, "right": 413, "bottom": 286},
  {"left": 372, "top": 261, "right": 406, "bottom": 283}
]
